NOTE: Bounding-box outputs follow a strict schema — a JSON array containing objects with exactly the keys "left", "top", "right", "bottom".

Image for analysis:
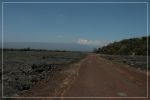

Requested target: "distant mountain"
[
  {"left": 94, "top": 36, "right": 149, "bottom": 55},
  {"left": 2, "top": 42, "right": 97, "bottom": 52}
]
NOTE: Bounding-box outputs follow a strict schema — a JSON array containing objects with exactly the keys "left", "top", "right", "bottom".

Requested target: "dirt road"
[
  {"left": 17, "top": 54, "right": 149, "bottom": 100},
  {"left": 62, "top": 54, "right": 149, "bottom": 99}
]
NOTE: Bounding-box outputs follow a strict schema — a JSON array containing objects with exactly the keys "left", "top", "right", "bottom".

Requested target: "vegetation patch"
[{"left": 94, "top": 36, "right": 149, "bottom": 55}]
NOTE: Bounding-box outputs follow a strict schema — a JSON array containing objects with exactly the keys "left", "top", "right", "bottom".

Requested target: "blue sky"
[{"left": 0, "top": 0, "right": 149, "bottom": 47}]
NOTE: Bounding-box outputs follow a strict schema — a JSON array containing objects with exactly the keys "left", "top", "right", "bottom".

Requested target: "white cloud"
[{"left": 77, "top": 38, "right": 101, "bottom": 46}]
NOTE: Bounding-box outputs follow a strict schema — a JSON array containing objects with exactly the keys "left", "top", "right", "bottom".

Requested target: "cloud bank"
[{"left": 77, "top": 38, "right": 102, "bottom": 46}]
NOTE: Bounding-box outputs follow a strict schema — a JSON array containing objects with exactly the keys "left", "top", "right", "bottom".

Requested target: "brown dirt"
[
  {"left": 62, "top": 54, "right": 149, "bottom": 100},
  {"left": 13, "top": 54, "right": 149, "bottom": 100}
]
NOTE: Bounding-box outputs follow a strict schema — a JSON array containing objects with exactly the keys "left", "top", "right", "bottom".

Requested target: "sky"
[{"left": 0, "top": 0, "right": 149, "bottom": 48}]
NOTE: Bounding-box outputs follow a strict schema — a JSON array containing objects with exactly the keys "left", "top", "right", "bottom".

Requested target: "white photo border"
[{"left": 1, "top": 1, "right": 149, "bottom": 99}]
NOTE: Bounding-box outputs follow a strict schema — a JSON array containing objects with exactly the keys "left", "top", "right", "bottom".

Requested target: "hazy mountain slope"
[{"left": 2, "top": 42, "right": 96, "bottom": 51}]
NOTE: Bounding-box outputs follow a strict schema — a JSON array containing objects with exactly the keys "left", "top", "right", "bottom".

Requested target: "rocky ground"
[
  {"left": 99, "top": 54, "right": 149, "bottom": 70},
  {"left": 6, "top": 54, "right": 148, "bottom": 100},
  {"left": 1, "top": 52, "right": 149, "bottom": 99},
  {"left": 0, "top": 50, "right": 86, "bottom": 97}
]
